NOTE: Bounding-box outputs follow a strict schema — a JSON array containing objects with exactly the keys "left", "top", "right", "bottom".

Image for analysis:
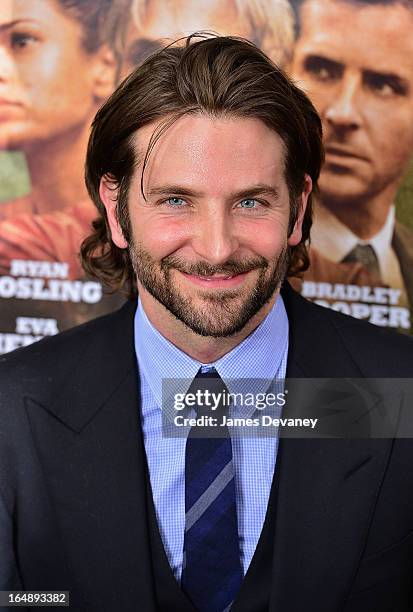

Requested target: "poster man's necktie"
[
  {"left": 181, "top": 367, "right": 242, "bottom": 612},
  {"left": 341, "top": 243, "right": 381, "bottom": 279}
]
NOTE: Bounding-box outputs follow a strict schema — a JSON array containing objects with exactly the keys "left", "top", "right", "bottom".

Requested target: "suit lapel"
[
  {"left": 25, "top": 301, "right": 158, "bottom": 610},
  {"left": 393, "top": 221, "right": 413, "bottom": 309},
  {"left": 268, "top": 285, "right": 394, "bottom": 610}
]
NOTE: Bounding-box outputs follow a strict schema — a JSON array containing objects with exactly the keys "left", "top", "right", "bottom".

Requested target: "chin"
[
  {"left": 0, "top": 129, "right": 32, "bottom": 151},
  {"left": 319, "top": 175, "right": 371, "bottom": 207},
  {"left": 0, "top": 136, "right": 22, "bottom": 151}
]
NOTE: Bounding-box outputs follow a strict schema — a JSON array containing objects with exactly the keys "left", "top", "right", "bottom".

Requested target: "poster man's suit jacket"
[{"left": 1, "top": 283, "right": 413, "bottom": 611}]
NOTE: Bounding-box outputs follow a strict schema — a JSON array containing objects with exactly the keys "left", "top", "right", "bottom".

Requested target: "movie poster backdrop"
[
  {"left": 0, "top": 0, "right": 412, "bottom": 354},
  {"left": 289, "top": 0, "right": 413, "bottom": 334}
]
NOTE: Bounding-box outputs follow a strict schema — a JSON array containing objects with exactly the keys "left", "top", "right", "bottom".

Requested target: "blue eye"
[
  {"left": 167, "top": 197, "right": 186, "bottom": 207},
  {"left": 239, "top": 199, "right": 258, "bottom": 209}
]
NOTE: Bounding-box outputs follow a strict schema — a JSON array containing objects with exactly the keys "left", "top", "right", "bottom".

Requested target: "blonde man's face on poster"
[
  {"left": 125, "top": 0, "right": 254, "bottom": 69},
  {"left": 291, "top": 0, "right": 413, "bottom": 205},
  {"left": 124, "top": 0, "right": 297, "bottom": 74}
]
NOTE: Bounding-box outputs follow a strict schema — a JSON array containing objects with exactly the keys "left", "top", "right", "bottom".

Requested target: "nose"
[
  {"left": 191, "top": 206, "right": 240, "bottom": 265},
  {"left": 325, "top": 73, "right": 362, "bottom": 130},
  {"left": 0, "top": 46, "right": 16, "bottom": 83}
]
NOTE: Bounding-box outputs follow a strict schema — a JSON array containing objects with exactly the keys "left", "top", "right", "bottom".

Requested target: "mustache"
[{"left": 160, "top": 255, "right": 268, "bottom": 276}]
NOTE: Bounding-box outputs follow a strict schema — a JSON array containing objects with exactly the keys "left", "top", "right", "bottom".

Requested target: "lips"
[
  {"left": 325, "top": 145, "right": 369, "bottom": 162},
  {"left": 0, "top": 98, "right": 24, "bottom": 119},
  {"left": 0, "top": 97, "right": 22, "bottom": 106},
  {"left": 196, "top": 274, "right": 234, "bottom": 280},
  {"left": 179, "top": 270, "right": 250, "bottom": 288}
]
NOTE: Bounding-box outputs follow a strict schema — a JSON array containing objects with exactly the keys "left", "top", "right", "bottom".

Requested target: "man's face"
[
  {"left": 124, "top": 0, "right": 254, "bottom": 73},
  {"left": 290, "top": 0, "right": 413, "bottom": 204},
  {"left": 103, "top": 115, "right": 310, "bottom": 337},
  {"left": 0, "top": 0, "right": 115, "bottom": 150}
]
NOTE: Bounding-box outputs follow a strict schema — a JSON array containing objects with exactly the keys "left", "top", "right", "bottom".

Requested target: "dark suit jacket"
[{"left": 1, "top": 283, "right": 413, "bottom": 611}]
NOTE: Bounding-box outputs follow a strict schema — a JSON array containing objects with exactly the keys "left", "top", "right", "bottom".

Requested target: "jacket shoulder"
[
  {"left": 307, "top": 292, "right": 413, "bottom": 376},
  {"left": 0, "top": 300, "right": 136, "bottom": 389}
]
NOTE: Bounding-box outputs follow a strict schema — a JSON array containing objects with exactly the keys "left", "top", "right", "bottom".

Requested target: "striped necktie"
[{"left": 181, "top": 367, "right": 242, "bottom": 612}]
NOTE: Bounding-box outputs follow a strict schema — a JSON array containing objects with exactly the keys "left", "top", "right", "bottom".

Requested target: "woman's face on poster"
[{"left": 0, "top": 0, "right": 115, "bottom": 151}]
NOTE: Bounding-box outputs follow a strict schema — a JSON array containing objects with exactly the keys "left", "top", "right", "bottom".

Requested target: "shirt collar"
[
  {"left": 134, "top": 294, "right": 289, "bottom": 409},
  {"left": 311, "top": 202, "right": 395, "bottom": 269}
]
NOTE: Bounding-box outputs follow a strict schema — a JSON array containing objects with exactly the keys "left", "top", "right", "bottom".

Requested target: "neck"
[
  {"left": 23, "top": 121, "right": 93, "bottom": 214},
  {"left": 321, "top": 183, "right": 397, "bottom": 240},
  {"left": 139, "top": 289, "right": 278, "bottom": 363}
]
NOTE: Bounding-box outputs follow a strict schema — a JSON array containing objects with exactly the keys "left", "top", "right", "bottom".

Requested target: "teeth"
[
  {"left": 202, "top": 275, "right": 232, "bottom": 280},
  {"left": 182, "top": 272, "right": 240, "bottom": 280}
]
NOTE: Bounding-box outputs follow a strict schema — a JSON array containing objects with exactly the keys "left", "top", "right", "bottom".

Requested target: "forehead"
[
  {"left": 133, "top": 115, "right": 286, "bottom": 192},
  {"left": 297, "top": 0, "right": 413, "bottom": 78},
  {"left": 0, "top": 0, "right": 74, "bottom": 27},
  {"left": 135, "top": 0, "right": 252, "bottom": 39}
]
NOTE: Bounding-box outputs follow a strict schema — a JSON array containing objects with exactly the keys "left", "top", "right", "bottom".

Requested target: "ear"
[
  {"left": 287, "top": 174, "right": 313, "bottom": 247},
  {"left": 91, "top": 45, "right": 117, "bottom": 102},
  {"left": 99, "top": 175, "right": 128, "bottom": 249}
]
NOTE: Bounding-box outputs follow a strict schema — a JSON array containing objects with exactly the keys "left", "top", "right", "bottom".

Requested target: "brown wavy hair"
[{"left": 82, "top": 34, "right": 324, "bottom": 298}]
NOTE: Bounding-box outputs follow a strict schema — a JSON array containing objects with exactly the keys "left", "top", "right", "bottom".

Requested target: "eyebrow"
[
  {"left": 0, "top": 20, "right": 37, "bottom": 33},
  {"left": 146, "top": 184, "right": 280, "bottom": 200},
  {"left": 303, "top": 54, "right": 343, "bottom": 72}
]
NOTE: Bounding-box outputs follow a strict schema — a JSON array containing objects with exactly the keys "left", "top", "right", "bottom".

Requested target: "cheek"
[
  {"left": 24, "top": 47, "right": 62, "bottom": 104},
  {"left": 293, "top": 78, "right": 332, "bottom": 116},
  {"left": 237, "top": 217, "right": 289, "bottom": 258},
  {"left": 26, "top": 47, "right": 93, "bottom": 116},
  {"left": 132, "top": 214, "right": 191, "bottom": 257},
  {"left": 367, "top": 113, "right": 413, "bottom": 178},
  {"left": 314, "top": 90, "right": 336, "bottom": 119},
  {"left": 259, "top": 234, "right": 288, "bottom": 260},
  {"left": 374, "top": 115, "right": 413, "bottom": 154}
]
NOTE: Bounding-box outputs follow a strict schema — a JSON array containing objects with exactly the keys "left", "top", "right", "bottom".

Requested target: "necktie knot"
[
  {"left": 341, "top": 243, "right": 380, "bottom": 278},
  {"left": 187, "top": 367, "right": 230, "bottom": 420}
]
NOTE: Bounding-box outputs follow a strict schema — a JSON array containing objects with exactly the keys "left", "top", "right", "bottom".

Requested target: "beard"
[{"left": 129, "top": 242, "right": 289, "bottom": 338}]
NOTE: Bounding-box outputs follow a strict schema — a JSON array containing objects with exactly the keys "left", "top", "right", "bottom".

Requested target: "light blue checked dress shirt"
[{"left": 134, "top": 295, "right": 288, "bottom": 580}]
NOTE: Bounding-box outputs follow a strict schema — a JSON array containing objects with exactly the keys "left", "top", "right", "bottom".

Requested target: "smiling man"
[
  {"left": 100, "top": 114, "right": 303, "bottom": 348},
  {"left": 1, "top": 35, "right": 413, "bottom": 612},
  {"left": 290, "top": 0, "right": 413, "bottom": 330}
]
